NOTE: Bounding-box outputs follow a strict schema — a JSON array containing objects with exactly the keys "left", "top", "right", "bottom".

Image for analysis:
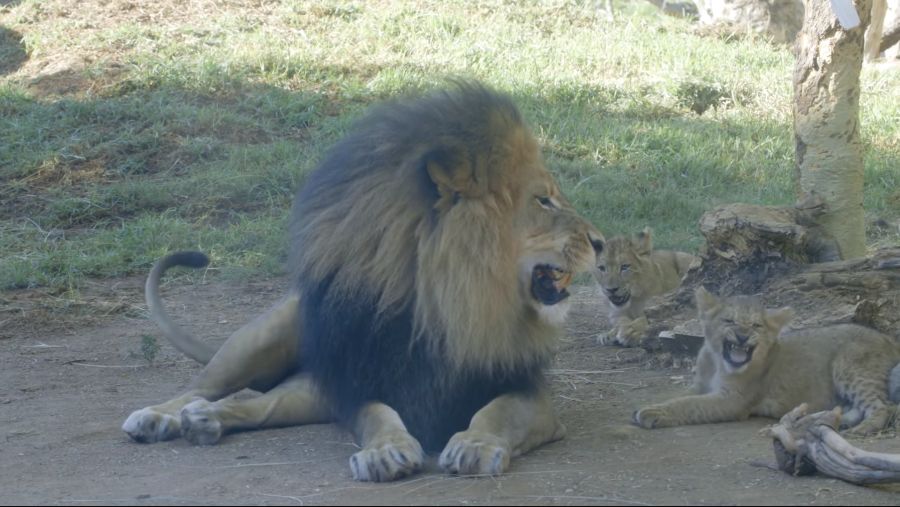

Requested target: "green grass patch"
[{"left": 1, "top": 0, "right": 898, "bottom": 291}]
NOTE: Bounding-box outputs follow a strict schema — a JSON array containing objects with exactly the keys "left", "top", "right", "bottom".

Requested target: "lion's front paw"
[
  {"left": 180, "top": 398, "right": 224, "bottom": 446},
  {"left": 632, "top": 405, "right": 674, "bottom": 429},
  {"left": 596, "top": 323, "right": 645, "bottom": 348},
  {"left": 439, "top": 430, "right": 511, "bottom": 476},
  {"left": 122, "top": 407, "right": 182, "bottom": 443},
  {"left": 350, "top": 431, "right": 424, "bottom": 482},
  {"left": 595, "top": 330, "right": 617, "bottom": 346}
]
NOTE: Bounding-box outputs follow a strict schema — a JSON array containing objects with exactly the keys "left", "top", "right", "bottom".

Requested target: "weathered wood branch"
[
  {"left": 763, "top": 404, "right": 900, "bottom": 485},
  {"left": 880, "top": 19, "right": 900, "bottom": 52}
]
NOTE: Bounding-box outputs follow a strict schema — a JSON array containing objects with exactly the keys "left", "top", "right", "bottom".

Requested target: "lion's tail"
[{"left": 145, "top": 251, "right": 216, "bottom": 365}]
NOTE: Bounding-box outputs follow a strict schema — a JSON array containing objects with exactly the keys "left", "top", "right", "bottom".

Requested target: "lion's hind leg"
[
  {"left": 179, "top": 373, "right": 332, "bottom": 445},
  {"left": 124, "top": 293, "right": 302, "bottom": 444},
  {"left": 123, "top": 392, "right": 208, "bottom": 443},
  {"left": 834, "top": 345, "right": 898, "bottom": 436}
]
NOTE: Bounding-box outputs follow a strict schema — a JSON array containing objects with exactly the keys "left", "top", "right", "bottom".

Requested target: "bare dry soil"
[{"left": 2, "top": 279, "right": 900, "bottom": 506}]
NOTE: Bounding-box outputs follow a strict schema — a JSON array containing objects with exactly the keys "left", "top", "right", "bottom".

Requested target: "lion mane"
[{"left": 290, "top": 83, "right": 561, "bottom": 451}]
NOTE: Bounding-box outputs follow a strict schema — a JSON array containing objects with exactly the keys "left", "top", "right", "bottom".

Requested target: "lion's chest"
[{"left": 300, "top": 278, "right": 543, "bottom": 452}]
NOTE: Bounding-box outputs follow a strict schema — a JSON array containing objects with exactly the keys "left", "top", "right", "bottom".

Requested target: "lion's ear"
[
  {"left": 695, "top": 286, "right": 720, "bottom": 317},
  {"left": 635, "top": 227, "right": 653, "bottom": 255},
  {"left": 423, "top": 145, "right": 481, "bottom": 208},
  {"left": 765, "top": 307, "right": 795, "bottom": 333}
]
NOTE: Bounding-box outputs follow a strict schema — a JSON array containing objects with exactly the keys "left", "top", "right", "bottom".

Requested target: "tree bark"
[
  {"left": 793, "top": 0, "right": 872, "bottom": 260},
  {"left": 865, "top": 0, "right": 887, "bottom": 60}
]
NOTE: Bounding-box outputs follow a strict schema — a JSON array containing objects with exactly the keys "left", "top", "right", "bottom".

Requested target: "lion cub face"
[
  {"left": 593, "top": 230, "right": 653, "bottom": 307},
  {"left": 695, "top": 287, "right": 794, "bottom": 374}
]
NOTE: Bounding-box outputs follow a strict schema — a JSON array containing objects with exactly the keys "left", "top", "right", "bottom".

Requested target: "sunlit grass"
[{"left": 1, "top": 0, "right": 898, "bottom": 290}]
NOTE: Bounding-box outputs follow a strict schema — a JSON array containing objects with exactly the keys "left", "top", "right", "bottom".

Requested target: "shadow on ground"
[{"left": 0, "top": 25, "right": 26, "bottom": 75}]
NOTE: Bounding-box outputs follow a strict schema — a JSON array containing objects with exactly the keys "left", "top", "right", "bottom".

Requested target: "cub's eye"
[
  {"left": 723, "top": 318, "right": 735, "bottom": 325},
  {"left": 597, "top": 265, "right": 607, "bottom": 272},
  {"left": 536, "top": 196, "right": 555, "bottom": 209},
  {"left": 621, "top": 264, "right": 631, "bottom": 272},
  {"left": 752, "top": 322, "right": 763, "bottom": 329}
]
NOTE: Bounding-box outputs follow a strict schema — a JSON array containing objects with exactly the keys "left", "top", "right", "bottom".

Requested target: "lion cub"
[
  {"left": 594, "top": 228, "right": 698, "bottom": 347},
  {"left": 634, "top": 287, "right": 900, "bottom": 435}
]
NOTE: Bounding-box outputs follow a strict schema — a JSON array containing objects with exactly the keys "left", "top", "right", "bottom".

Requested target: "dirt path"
[{"left": 2, "top": 280, "right": 899, "bottom": 506}]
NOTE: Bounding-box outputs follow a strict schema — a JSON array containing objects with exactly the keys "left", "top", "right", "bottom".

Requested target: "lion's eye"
[
  {"left": 621, "top": 264, "right": 631, "bottom": 272},
  {"left": 723, "top": 318, "right": 735, "bottom": 325},
  {"left": 536, "top": 196, "right": 555, "bottom": 209},
  {"left": 752, "top": 322, "right": 763, "bottom": 329},
  {"left": 597, "top": 265, "right": 606, "bottom": 272}
]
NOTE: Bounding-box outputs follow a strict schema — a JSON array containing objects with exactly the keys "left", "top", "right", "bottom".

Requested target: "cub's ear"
[
  {"left": 694, "top": 286, "right": 720, "bottom": 316},
  {"left": 422, "top": 144, "right": 485, "bottom": 209},
  {"left": 635, "top": 227, "right": 653, "bottom": 256},
  {"left": 765, "top": 307, "right": 795, "bottom": 333}
]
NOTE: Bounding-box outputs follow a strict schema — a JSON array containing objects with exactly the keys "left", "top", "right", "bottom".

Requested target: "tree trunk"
[
  {"left": 793, "top": 0, "right": 872, "bottom": 260},
  {"left": 865, "top": 0, "right": 887, "bottom": 60}
]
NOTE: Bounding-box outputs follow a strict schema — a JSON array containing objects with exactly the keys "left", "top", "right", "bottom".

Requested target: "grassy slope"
[{"left": 1, "top": 0, "right": 898, "bottom": 292}]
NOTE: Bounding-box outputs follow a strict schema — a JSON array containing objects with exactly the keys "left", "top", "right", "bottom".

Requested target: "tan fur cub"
[
  {"left": 634, "top": 287, "right": 900, "bottom": 435},
  {"left": 594, "top": 228, "right": 698, "bottom": 347}
]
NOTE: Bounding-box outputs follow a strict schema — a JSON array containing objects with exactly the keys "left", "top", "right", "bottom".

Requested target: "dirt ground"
[{"left": 2, "top": 278, "right": 900, "bottom": 506}]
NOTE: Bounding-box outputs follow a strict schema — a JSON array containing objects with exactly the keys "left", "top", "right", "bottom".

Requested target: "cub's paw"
[
  {"left": 595, "top": 330, "right": 617, "bottom": 346},
  {"left": 616, "top": 317, "right": 648, "bottom": 347},
  {"left": 632, "top": 405, "right": 674, "bottom": 429},
  {"left": 350, "top": 431, "right": 424, "bottom": 482},
  {"left": 612, "top": 333, "right": 643, "bottom": 348},
  {"left": 439, "top": 430, "right": 511, "bottom": 476},
  {"left": 180, "top": 398, "right": 224, "bottom": 446},
  {"left": 122, "top": 407, "right": 181, "bottom": 443},
  {"left": 595, "top": 325, "right": 644, "bottom": 348}
]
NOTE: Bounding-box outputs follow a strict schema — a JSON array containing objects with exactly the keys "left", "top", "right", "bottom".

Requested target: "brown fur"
[
  {"left": 123, "top": 82, "right": 604, "bottom": 482},
  {"left": 594, "top": 228, "right": 698, "bottom": 347},
  {"left": 634, "top": 287, "right": 900, "bottom": 434}
]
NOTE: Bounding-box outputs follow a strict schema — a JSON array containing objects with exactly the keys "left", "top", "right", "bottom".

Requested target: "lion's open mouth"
[
  {"left": 531, "top": 264, "right": 573, "bottom": 306},
  {"left": 605, "top": 291, "right": 631, "bottom": 307},
  {"left": 723, "top": 341, "right": 754, "bottom": 368}
]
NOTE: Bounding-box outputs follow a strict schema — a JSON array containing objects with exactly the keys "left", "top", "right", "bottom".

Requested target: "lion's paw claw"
[
  {"left": 122, "top": 407, "right": 181, "bottom": 443},
  {"left": 632, "top": 406, "right": 671, "bottom": 429},
  {"left": 439, "top": 431, "right": 511, "bottom": 476},
  {"left": 350, "top": 431, "right": 424, "bottom": 482},
  {"left": 180, "top": 399, "right": 224, "bottom": 446}
]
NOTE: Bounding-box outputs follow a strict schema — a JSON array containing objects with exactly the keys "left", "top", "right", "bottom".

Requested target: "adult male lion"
[{"left": 123, "top": 82, "right": 605, "bottom": 481}]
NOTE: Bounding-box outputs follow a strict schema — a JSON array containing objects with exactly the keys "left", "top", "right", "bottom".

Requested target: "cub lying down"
[
  {"left": 594, "top": 228, "right": 698, "bottom": 347},
  {"left": 634, "top": 287, "right": 900, "bottom": 434}
]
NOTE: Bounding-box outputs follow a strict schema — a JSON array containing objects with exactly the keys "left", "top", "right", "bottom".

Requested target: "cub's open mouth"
[
  {"left": 531, "top": 264, "right": 572, "bottom": 306},
  {"left": 605, "top": 292, "right": 631, "bottom": 307},
  {"left": 723, "top": 341, "right": 754, "bottom": 368}
]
